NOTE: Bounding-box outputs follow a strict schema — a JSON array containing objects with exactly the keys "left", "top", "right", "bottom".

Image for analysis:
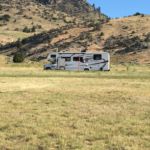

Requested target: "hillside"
[
  {"left": 0, "top": 0, "right": 150, "bottom": 64},
  {"left": 101, "top": 15, "right": 150, "bottom": 64},
  {"left": 0, "top": 0, "right": 104, "bottom": 44}
]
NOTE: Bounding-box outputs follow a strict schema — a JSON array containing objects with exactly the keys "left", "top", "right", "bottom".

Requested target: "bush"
[
  {"left": 94, "top": 22, "right": 101, "bottom": 30},
  {"left": 13, "top": 51, "right": 25, "bottom": 63},
  {"left": 133, "top": 12, "right": 141, "bottom": 16},
  {"left": 0, "top": 14, "right": 10, "bottom": 22},
  {"left": 23, "top": 26, "right": 31, "bottom": 33},
  {"left": 31, "top": 26, "right": 36, "bottom": 32},
  {"left": 133, "top": 12, "right": 144, "bottom": 17},
  {"left": 100, "top": 32, "right": 104, "bottom": 36},
  {"left": 141, "top": 14, "right": 145, "bottom": 17},
  {"left": 23, "top": 26, "right": 36, "bottom": 33}
]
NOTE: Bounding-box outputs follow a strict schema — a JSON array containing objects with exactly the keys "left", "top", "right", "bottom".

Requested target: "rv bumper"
[{"left": 43, "top": 64, "right": 52, "bottom": 70}]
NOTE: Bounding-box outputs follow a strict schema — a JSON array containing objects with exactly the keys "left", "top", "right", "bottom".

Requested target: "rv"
[{"left": 44, "top": 51, "right": 110, "bottom": 71}]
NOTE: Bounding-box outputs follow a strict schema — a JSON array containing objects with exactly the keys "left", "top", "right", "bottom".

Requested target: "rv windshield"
[{"left": 50, "top": 55, "right": 56, "bottom": 64}]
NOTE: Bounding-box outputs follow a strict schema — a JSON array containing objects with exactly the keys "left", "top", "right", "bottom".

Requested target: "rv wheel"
[
  {"left": 59, "top": 66, "right": 65, "bottom": 70},
  {"left": 84, "top": 68, "right": 89, "bottom": 71},
  {"left": 44, "top": 67, "right": 51, "bottom": 70}
]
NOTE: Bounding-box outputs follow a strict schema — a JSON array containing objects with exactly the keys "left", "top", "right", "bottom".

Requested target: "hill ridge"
[{"left": 0, "top": 0, "right": 150, "bottom": 64}]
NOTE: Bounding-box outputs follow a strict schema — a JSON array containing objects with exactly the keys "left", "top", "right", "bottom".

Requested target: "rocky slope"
[{"left": 0, "top": 0, "right": 150, "bottom": 64}]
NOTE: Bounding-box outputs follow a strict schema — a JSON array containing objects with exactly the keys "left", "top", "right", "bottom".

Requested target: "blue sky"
[{"left": 88, "top": 0, "right": 150, "bottom": 18}]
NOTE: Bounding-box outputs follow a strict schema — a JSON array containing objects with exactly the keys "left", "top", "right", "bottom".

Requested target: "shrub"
[
  {"left": 94, "top": 22, "right": 101, "bottom": 30},
  {"left": 31, "top": 26, "right": 36, "bottom": 32},
  {"left": 13, "top": 51, "right": 25, "bottom": 63},
  {"left": 0, "top": 14, "right": 10, "bottom": 22},
  {"left": 133, "top": 12, "right": 144, "bottom": 17},
  {"left": 100, "top": 32, "right": 104, "bottom": 36},
  {"left": 141, "top": 14, "right": 145, "bottom": 17},
  {"left": 133, "top": 12, "right": 141, "bottom": 16},
  {"left": 23, "top": 26, "right": 31, "bottom": 33},
  {"left": 22, "top": 26, "right": 36, "bottom": 33}
]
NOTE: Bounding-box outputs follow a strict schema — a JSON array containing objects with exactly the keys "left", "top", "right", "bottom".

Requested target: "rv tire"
[
  {"left": 84, "top": 68, "right": 89, "bottom": 71},
  {"left": 44, "top": 67, "right": 51, "bottom": 70}
]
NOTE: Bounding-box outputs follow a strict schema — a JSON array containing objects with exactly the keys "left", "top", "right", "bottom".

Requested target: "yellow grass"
[{"left": 0, "top": 61, "right": 150, "bottom": 149}]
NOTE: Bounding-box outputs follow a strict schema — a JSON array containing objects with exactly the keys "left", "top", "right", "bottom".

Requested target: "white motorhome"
[{"left": 44, "top": 51, "right": 110, "bottom": 71}]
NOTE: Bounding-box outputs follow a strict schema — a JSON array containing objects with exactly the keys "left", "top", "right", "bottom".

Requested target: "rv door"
[
  {"left": 72, "top": 57, "right": 84, "bottom": 71},
  {"left": 58, "top": 58, "right": 66, "bottom": 70}
]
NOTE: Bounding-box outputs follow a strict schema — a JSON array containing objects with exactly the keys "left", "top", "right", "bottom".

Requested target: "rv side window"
[
  {"left": 73, "top": 57, "right": 84, "bottom": 63},
  {"left": 62, "top": 57, "right": 71, "bottom": 62},
  {"left": 51, "top": 55, "right": 56, "bottom": 58},
  {"left": 93, "top": 54, "right": 102, "bottom": 60}
]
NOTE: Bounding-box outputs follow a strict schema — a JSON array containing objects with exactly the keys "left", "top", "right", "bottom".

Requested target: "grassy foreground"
[{"left": 0, "top": 63, "right": 150, "bottom": 150}]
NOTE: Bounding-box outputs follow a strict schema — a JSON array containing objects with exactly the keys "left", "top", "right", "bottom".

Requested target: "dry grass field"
[{"left": 0, "top": 58, "right": 150, "bottom": 149}]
